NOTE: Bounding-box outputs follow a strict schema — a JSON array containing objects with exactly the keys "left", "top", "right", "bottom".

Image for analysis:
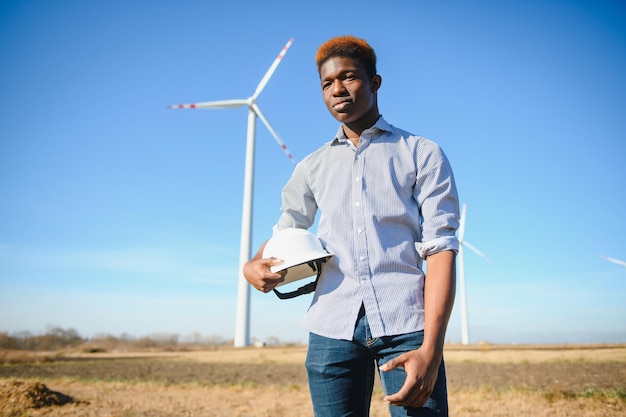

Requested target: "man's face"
[{"left": 319, "top": 56, "right": 380, "bottom": 126}]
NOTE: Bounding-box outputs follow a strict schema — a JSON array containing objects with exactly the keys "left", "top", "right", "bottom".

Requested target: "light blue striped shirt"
[{"left": 275, "top": 117, "right": 459, "bottom": 340}]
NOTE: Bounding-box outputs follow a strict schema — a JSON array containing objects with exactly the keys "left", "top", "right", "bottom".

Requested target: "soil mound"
[{"left": 0, "top": 379, "right": 83, "bottom": 416}]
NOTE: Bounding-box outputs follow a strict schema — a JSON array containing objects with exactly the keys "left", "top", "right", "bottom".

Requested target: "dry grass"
[
  {"left": 1, "top": 344, "right": 625, "bottom": 417},
  {"left": 2, "top": 380, "right": 624, "bottom": 417},
  {"left": 64, "top": 345, "right": 310, "bottom": 365},
  {"left": 2, "top": 380, "right": 315, "bottom": 417},
  {"left": 450, "top": 388, "right": 626, "bottom": 417},
  {"left": 58, "top": 343, "right": 626, "bottom": 364},
  {"left": 443, "top": 343, "right": 626, "bottom": 364}
]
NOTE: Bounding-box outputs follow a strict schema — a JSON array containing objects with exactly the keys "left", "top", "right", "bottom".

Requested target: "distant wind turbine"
[
  {"left": 601, "top": 255, "right": 626, "bottom": 269},
  {"left": 457, "top": 203, "right": 490, "bottom": 345},
  {"left": 169, "top": 39, "right": 296, "bottom": 348}
]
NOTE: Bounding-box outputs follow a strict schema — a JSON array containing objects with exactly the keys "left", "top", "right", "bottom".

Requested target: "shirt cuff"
[{"left": 415, "top": 236, "right": 459, "bottom": 258}]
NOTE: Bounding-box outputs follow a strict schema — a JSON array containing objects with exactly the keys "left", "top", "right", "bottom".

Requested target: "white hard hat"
[{"left": 262, "top": 228, "right": 333, "bottom": 287}]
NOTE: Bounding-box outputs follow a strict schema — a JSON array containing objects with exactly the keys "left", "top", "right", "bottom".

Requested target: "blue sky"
[{"left": 1, "top": 0, "right": 625, "bottom": 345}]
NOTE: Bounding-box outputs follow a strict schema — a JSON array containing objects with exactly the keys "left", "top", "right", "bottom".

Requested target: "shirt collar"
[{"left": 331, "top": 116, "right": 392, "bottom": 145}]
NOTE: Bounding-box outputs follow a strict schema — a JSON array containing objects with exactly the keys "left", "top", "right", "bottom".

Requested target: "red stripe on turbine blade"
[
  {"left": 168, "top": 104, "right": 195, "bottom": 109},
  {"left": 279, "top": 144, "right": 295, "bottom": 162},
  {"left": 277, "top": 39, "right": 293, "bottom": 59}
]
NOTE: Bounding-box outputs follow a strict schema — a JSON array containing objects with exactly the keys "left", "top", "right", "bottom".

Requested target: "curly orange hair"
[{"left": 315, "top": 35, "right": 377, "bottom": 78}]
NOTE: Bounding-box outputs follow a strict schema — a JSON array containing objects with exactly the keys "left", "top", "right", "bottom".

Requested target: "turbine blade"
[
  {"left": 252, "top": 38, "right": 294, "bottom": 100},
  {"left": 463, "top": 241, "right": 491, "bottom": 262},
  {"left": 601, "top": 255, "right": 626, "bottom": 268},
  {"left": 168, "top": 99, "right": 248, "bottom": 109},
  {"left": 251, "top": 103, "right": 296, "bottom": 164}
]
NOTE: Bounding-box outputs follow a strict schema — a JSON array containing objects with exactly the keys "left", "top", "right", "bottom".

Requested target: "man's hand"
[
  {"left": 242, "top": 256, "right": 286, "bottom": 293},
  {"left": 379, "top": 348, "right": 441, "bottom": 408}
]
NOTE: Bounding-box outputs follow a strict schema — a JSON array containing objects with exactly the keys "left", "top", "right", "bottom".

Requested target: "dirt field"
[{"left": 1, "top": 344, "right": 625, "bottom": 417}]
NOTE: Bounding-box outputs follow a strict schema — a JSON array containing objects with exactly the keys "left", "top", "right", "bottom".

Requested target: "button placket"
[{"left": 353, "top": 150, "right": 369, "bottom": 282}]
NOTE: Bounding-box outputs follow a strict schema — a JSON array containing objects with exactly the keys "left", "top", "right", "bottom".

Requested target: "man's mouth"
[{"left": 333, "top": 100, "right": 352, "bottom": 111}]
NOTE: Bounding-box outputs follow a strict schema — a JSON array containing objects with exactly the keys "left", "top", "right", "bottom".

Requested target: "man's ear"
[{"left": 371, "top": 74, "right": 382, "bottom": 93}]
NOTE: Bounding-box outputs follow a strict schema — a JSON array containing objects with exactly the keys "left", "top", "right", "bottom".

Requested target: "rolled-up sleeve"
[{"left": 414, "top": 139, "right": 460, "bottom": 258}]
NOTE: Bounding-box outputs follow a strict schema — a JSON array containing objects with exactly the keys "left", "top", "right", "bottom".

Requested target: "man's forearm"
[{"left": 422, "top": 250, "right": 456, "bottom": 357}]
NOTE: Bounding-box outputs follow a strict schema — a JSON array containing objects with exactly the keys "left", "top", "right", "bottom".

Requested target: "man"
[{"left": 243, "top": 35, "right": 459, "bottom": 417}]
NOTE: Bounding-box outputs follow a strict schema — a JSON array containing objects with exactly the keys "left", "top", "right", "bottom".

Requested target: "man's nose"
[{"left": 332, "top": 79, "right": 346, "bottom": 95}]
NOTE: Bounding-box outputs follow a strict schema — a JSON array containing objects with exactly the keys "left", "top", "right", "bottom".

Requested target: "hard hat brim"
[{"left": 271, "top": 252, "right": 333, "bottom": 286}]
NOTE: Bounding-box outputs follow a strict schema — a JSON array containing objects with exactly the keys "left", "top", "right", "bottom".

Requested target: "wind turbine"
[
  {"left": 601, "top": 255, "right": 626, "bottom": 269},
  {"left": 168, "top": 39, "right": 296, "bottom": 347},
  {"left": 457, "top": 203, "right": 490, "bottom": 345}
]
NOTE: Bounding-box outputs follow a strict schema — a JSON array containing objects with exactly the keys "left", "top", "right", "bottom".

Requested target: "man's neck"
[{"left": 342, "top": 113, "right": 380, "bottom": 146}]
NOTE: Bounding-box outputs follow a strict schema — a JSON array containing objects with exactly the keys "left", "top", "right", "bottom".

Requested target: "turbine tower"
[
  {"left": 457, "top": 203, "right": 490, "bottom": 345},
  {"left": 169, "top": 39, "right": 296, "bottom": 347},
  {"left": 601, "top": 255, "right": 626, "bottom": 269}
]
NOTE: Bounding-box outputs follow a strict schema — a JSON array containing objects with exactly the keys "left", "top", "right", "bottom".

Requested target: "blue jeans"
[{"left": 305, "top": 307, "right": 448, "bottom": 417}]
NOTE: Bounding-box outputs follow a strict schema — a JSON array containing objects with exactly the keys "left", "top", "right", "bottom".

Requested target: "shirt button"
[
  {"left": 360, "top": 255, "right": 365, "bottom": 261},
  {"left": 357, "top": 227, "right": 363, "bottom": 233},
  {"left": 355, "top": 201, "right": 360, "bottom": 207},
  {"left": 355, "top": 176, "right": 360, "bottom": 182}
]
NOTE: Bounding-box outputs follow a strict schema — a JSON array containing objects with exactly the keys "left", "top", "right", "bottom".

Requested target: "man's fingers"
[
  {"left": 380, "top": 354, "right": 431, "bottom": 407},
  {"left": 381, "top": 357, "right": 411, "bottom": 405},
  {"left": 258, "top": 275, "right": 285, "bottom": 292},
  {"left": 383, "top": 378, "right": 412, "bottom": 405},
  {"left": 253, "top": 257, "right": 286, "bottom": 292},
  {"left": 383, "top": 382, "right": 430, "bottom": 407},
  {"left": 379, "top": 356, "right": 403, "bottom": 372},
  {"left": 265, "top": 256, "right": 284, "bottom": 268}
]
